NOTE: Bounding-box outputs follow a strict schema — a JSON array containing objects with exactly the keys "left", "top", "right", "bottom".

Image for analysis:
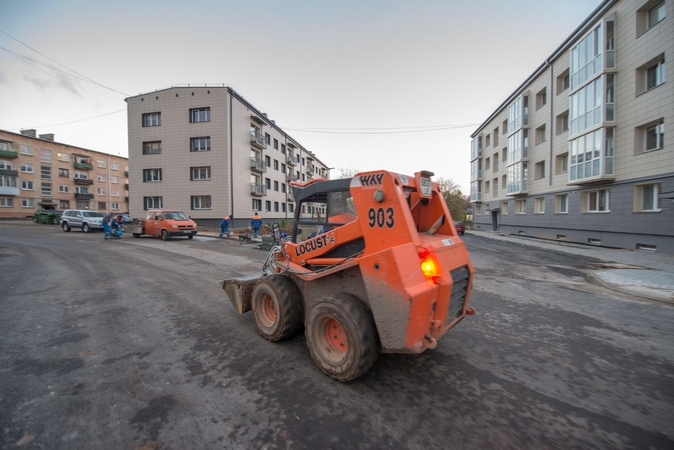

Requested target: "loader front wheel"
[
  {"left": 306, "top": 293, "right": 378, "bottom": 382},
  {"left": 251, "top": 275, "right": 303, "bottom": 341}
]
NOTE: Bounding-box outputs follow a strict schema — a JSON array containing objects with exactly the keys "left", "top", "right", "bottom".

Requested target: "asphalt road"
[{"left": 1, "top": 223, "right": 672, "bottom": 450}]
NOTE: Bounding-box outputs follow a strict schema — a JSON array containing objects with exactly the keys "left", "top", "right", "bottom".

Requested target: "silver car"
[{"left": 60, "top": 210, "right": 105, "bottom": 233}]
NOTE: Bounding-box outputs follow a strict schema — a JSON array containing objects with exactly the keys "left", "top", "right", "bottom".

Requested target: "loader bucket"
[{"left": 219, "top": 275, "right": 261, "bottom": 314}]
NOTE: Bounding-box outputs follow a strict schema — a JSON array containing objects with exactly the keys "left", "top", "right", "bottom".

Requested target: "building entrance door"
[{"left": 491, "top": 208, "right": 499, "bottom": 232}]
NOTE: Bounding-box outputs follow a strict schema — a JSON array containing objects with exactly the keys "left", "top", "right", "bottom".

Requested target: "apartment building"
[
  {"left": 0, "top": 129, "right": 129, "bottom": 218},
  {"left": 125, "top": 85, "right": 330, "bottom": 228},
  {"left": 470, "top": 0, "right": 673, "bottom": 254}
]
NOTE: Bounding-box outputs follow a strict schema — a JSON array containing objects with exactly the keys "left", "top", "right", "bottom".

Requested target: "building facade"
[
  {"left": 470, "top": 0, "right": 673, "bottom": 253},
  {"left": 0, "top": 129, "right": 129, "bottom": 218},
  {"left": 125, "top": 85, "right": 329, "bottom": 228}
]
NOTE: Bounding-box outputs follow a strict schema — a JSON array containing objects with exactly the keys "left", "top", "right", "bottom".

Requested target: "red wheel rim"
[
  {"left": 262, "top": 294, "right": 277, "bottom": 323},
  {"left": 324, "top": 318, "right": 347, "bottom": 352}
]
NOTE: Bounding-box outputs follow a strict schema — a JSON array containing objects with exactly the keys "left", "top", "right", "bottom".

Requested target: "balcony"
[
  {"left": 74, "top": 162, "right": 93, "bottom": 170},
  {"left": 470, "top": 192, "right": 482, "bottom": 202},
  {"left": 250, "top": 157, "right": 267, "bottom": 173},
  {"left": 0, "top": 185, "right": 19, "bottom": 196},
  {"left": 125, "top": 183, "right": 129, "bottom": 190},
  {"left": 0, "top": 149, "right": 18, "bottom": 159},
  {"left": 506, "top": 180, "right": 528, "bottom": 196},
  {"left": 250, "top": 183, "right": 267, "bottom": 196},
  {"left": 287, "top": 155, "right": 296, "bottom": 166},
  {"left": 74, "top": 193, "right": 94, "bottom": 200},
  {"left": 74, "top": 178, "right": 94, "bottom": 185},
  {"left": 250, "top": 129, "right": 267, "bottom": 149},
  {"left": 287, "top": 190, "right": 295, "bottom": 202}
]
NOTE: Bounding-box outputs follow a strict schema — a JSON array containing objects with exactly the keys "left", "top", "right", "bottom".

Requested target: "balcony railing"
[
  {"left": 250, "top": 157, "right": 267, "bottom": 172},
  {"left": 0, "top": 149, "right": 18, "bottom": 159},
  {"left": 506, "top": 180, "right": 528, "bottom": 196},
  {"left": 74, "top": 193, "right": 94, "bottom": 199},
  {"left": 250, "top": 183, "right": 267, "bottom": 196},
  {"left": 470, "top": 192, "right": 482, "bottom": 202},
  {"left": 74, "top": 178, "right": 94, "bottom": 185},
  {"left": 74, "top": 162, "right": 93, "bottom": 170},
  {"left": 250, "top": 130, "right": 267, "bottom": 149},
  {"left": 287, "top": 155, "right": 296, "bottom": 166},
  {"left": 0, "top": 185, "right": 19, "bottom": 196}
]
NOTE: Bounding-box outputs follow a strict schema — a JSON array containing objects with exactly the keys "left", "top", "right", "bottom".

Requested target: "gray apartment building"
[
  {"left": 470, "top": 0, "right": 673, "bottom": 253},
  {"left": 125, "top": 85, "right": 329, "bottom": 228}
]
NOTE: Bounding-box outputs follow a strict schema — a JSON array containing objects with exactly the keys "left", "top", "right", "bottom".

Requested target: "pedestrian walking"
[
  {"left": 219, "top": 215, "right": 231, "bottom": 238},
  {"left": 251, "top": 212, "right": 262, "bottom": 238}
]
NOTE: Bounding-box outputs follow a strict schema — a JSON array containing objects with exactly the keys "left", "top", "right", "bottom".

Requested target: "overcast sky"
[{"left": 0, "top": 0, "right": 602, "bottom": 191}]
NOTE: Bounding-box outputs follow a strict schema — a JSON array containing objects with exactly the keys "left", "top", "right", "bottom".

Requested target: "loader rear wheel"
[
  {"left": 305, "top": 293, "right": 378, "bottom": 382},
  {"left": 251, "top": 275, "right": 303, "bottom": 341}
]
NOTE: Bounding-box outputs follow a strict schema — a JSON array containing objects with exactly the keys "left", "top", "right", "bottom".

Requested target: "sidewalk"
[{"left": 466, "top": 229, "right": 674, "bottom": 305}]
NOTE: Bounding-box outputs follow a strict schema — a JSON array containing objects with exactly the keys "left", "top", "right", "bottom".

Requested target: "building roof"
[{"left": 0, "top": 129, "right": 128, "bottom": 160}]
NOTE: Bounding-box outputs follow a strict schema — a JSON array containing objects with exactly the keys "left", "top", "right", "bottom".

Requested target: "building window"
[
  {"left": 281, "top": 183, "right": 286, "bottom": 193},
  {"left": 20, "top": 145, "right": 33, "bottom": 155},
  {"left": 647, "top": 56, "right": 666, "bottom": 91},
  {"left": 190, "top": 108, "right": 210, "bottom": 123},
  {"left": 274, "top": 180, "right": 279, "bottom": 191},
  {"left": 0, "top": 175, "right": 17, "bottom": 189},
  {"left": 536, "top": 88, "right": 547, "bottom": 110},
  {"left": 493, "top": 128, "right": 499, "bottom": 147},
  {"left": 274, "top": 159, "right": 279, "bottom": 171},
  {"left": 273, "top": 139, "right": 278, "bottom": 150},
  {"left": 282, "top": 203, "right": 286, "bottom": 213},
  {"left": 507, "top": 129, "right": 528, "bottom": 164},
  {"left": 289, "top": 204, "right": 294, "bottom": 213},
  {"left": 75, "top": 186, "right": 89, "bottom": 194},
  {"left": 502, "top": 175, "right": 506, "bottom": 189},
  {"left": 1, "top": 160, "right": 14, "bottom": 170},
  {"left": 556, "top": 111, "right": 569, "bottom": 135},
  {"left": 556, "top": 68, "right": 570, "bottom": 95},
  {"left": 485, "top": 157, "right": 491, "bottom": 171},
  {"left": 484, "top": 180, "right": 490, "bottom": 194},
  {"left": 41, "top": 183, "right": 52, "bottom": 196},
  {"left": 59, "top": 184, "right": 69, "bottom": 193},
  {"left": 555, "top": 194, "right": 568, "bottom": 214},
  {"left": 265, "top": 178, "right": 271, "bottom": 189},
  {"left": 191, "top": 166, "right": 211, "bottom": 180},
  {"left": 74, "top": 171, "right": 88, "bottom": 180},
  {"left": 265, "top": 200, "right": 271, "bottom": 212},
  {"left": 111, "top": 162, "right": 119, "bottom": 171},
  {"left": 507, "top": 95, "right": 528, "bottom": 134},
  {"left": 111, "top": 189, "right": 119, "bottom": 197},
  {"left": 493, "top": 153, "right": 499, "bottom": 172},
  {"left": 143, "top": 141, "right": 162, "bottom": 155},
  {"left": 569, "top": 127, "right": 614, "bottom": 181},
  {"left": 514, "top": 199, "right": 526, "bottom": 214},
  {"left": 58, "top": 168, "right": 68, "bottom": 177},
  {"left": 98, "top": 202, "right": 106, "bottom": 210},
  {"left": 59, "top": 200, "right": 70, "bottom": 209},
  {"left": 634, "top": 183, "right": 661, "bottom": 211},
  {"left": 501, "top": 201, "right": 508, "bottom": 214},
  {"left": 265, "top": 155, "right": 271, "bottom": 167},
  {"left": 40, "top": 148, "right": 51, "bottom": 163},
  {"left": 97, "top": 188, "right": 106, "bottom": 196},
  {"left": 97, "top": 160, "right": 105, "bottom": 168},
  {"left": 21, "top": 180, "right": 33, "bottom": 190},
  {"left": 647, "top": 1, "right": 666, "bottom": 31},
  {"left": 143, "top": 196, "right": 163, "bottom": 210},
  {"left": 22, "top": 198, "right": 34, "bottom": 208},
  {"left": 190, "top": 137, "right": 211, "bottom": 152},
  {"left": 555, "top": 153, "right": 569, "bottom": 175},
  {"left": 274, "top": 202, "right": 279, "bottom": 212},
  {"left": 534, "top": 197, "right": 545, "bottom": 214},
  {"left": 111, "top": 176, "right": 119, "bottom": 184},
  {"left": 191, "top": 195, "right": 211, "bottom": 210},
  {"left": 265, "top": 133, "right": 271, "bottom": 145},
  {"left": 143, "top": 169, "right": 162, "bottom": 182},
  {"left": 0, "top": 197, "right": 13, "bottom": 207},
  {"left": 142, "top": 112, "right": 161, "bottom": 127},
  {"left": 570, "top": 24, "right": 602, "bottom": 90},
  {"left": 647, "top": 121, "right": 665, "bottom": 151},
  {"left": 57, "top": 152, "right": 69, "bottom": 162},
  {"left": 485, "top": 134, "right": 491, "bottom": 148},
  {"left": 252, "top": 199, "right": 262, "bottom": 210},
  {"left": 111, "top": 202, "right": 120, "bottom": 210},
  {"left": 582, "top": 189, "right": 610, "bottom": 212},
  {"left": 20, "top": 163, "right": 34, "bottom": 173},
  {"left": 534, "top": 161, "right": 545, "bottom": 180},
  {"left": 281, "top": 163, "right": 286, "bottom": 174},
  {"left": 41, "top": 166, "right": 51, "bottom": 180},
  {"left": 97, "top": 174, "right": 106, "bottom": 182},
  {"left": 535, "top": 124, "right": 546, "bottom": 145},
  {"left": 569, "top": 77, "right": 603, "bottom": 136}
]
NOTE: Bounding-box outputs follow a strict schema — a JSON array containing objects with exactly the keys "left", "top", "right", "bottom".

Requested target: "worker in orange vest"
[{"left": 251, "top": 212, "right": 262, "bottom": 238}]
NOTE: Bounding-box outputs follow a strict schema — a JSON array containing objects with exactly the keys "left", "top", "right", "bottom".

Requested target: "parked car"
[
  {"left": 454, "top": 221, "right": 466, "bottom": 235},
  {"left": 60, "top": 210, "right": 105, "bottom": 233},
  {"left": 33, "top": 210, "right": 63, "bottom": 224}
]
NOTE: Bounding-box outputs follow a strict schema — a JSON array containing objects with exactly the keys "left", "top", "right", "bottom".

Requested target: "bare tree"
[
  {"left": 336, "top": 167, "right": 361, "bottom": 179},
  {"left": 435, "top": 177, "right": 459, "bottom": 193}
]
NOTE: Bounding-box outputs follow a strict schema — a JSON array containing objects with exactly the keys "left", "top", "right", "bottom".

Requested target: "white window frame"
[
  {"left": 97, "top": 174, "right": 106, "bottom": 182},
  {"left": 190, "top": 166, "right": 211, "bottom": 181},
  {"left": 143, "top": 169, "right": 162, "bottom": 182},
  {"left": 515, "top": 199, "right": 527, "bottom": 214},
  {"left": 645, "top": 121, "right": 665, "bottom": 151},
  {"left": 634, "top": 183, "right": 661, "bottom": 212},
  {"left": 190, "top": 137, "right": 211, "bottom": 152},
  {"left": 111, "top": 189, "right": 120, "bottom": 197},
  {"left": 143, "top": 196, "right": 163, "bottom": 210},
  {"left": 40, "top": 149, "right": 52, "bottom": 163},
  {"left": 0, "top": 160, "right": 12, "bottom": 170},
  {"left": 111, "top": 176, "right": 119, "bottom": 184},
  {"left": 0, "top": 197, "right": 14, "bottom": 207},
  {"left": 21, "top": 180, "right": 34, "bottom": 190},
  {"left": 57, "top": 152, "right": 70, "bottom": 162},
  {"left": 111, "top": 162, "right": 119, "bottom": 171},
  {"left": 97, "top": 188, "right": 106, "bottom": 196},
  {"left": 111, "top": 202, "right": 120, "bottom": 210},
  {"left": 191, "top": 195, "right": 212, "bottom": 210},
  {"left": 41, "top": 183, "right": 52, "bottom": 196},
  {"left": 59, "top": 185, "right": 69, "bottom": 193},
  {"left": 583, "top": 189, "right": 610, "bottom": 213},
  {"left": 190, "top": 108, "right": 211, "bottom": 123},
  {"left": 20, "top": 145, "right": 33, "bottom": 155},
  {"left": 142, "top": 112, "right": 161, "bottom": 127},
  {"left": 534, "top": 197, "right": 545, "bottom": 214},
  {"left": 97, "top": 160, "right": 106, "bottom": 168},
  {"left": 20, "top": 163, "right": 34, "bottom": 173},
  {"left": 74, "top": 171, "right": 88, "bottom": 180},
  {"left": 22, "top": 198, "right": 34, "bottom": 208},
  {"left": 648, "top": 1, "right": 666, "bottom": 29}
]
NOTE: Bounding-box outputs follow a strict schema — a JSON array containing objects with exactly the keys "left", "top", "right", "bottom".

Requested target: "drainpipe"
[
  {"left": 229, "top": 92, "right": 234, "bottom": 226},
  {"left": 548, "top": 59, "right": 554, "bottom": 187}
]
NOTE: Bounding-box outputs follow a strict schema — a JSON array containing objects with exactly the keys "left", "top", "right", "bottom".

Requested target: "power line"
[
  {"left": 0, "top": 29, "right": 130, "bottom": 97},
  {"left": 4, "top": 109, "right": 126, "bottom": 130}
]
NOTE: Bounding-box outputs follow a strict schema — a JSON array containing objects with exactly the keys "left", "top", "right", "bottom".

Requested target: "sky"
[{"left": 0, "top": 0, "right": 603, "bottom": 192}]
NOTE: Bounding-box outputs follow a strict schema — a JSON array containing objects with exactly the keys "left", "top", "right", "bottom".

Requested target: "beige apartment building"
[
  {"left": 470, "top": 0, "right": 673, "bottom": 253},
  {"left": 0, "top": 129, "right": 129, "bottom": 218},
  {"left": 125, "top": 85, "right": 329, "bottom": 228}
]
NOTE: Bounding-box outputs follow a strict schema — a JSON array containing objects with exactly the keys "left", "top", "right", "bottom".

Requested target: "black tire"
[
  {"left": 62, "top": 222, "right": 70, "bottom": 232},
  {"left": 161, "top": 229, "right": 169, "bottom": 241},
  {"left": 251, "top": 275, "right": 303, "bottom": 341},
  {"left": 305, "top": 293, "right": 378, "bottom": 382},
  {"left": 82, "top": 223, "right": 90, "bottom": 233},
  {"left": 188, "top": 235, "right": 194, "bottom": 240},
  {"left": 132, "top": 233, "right": 140, "bottom": 238}
]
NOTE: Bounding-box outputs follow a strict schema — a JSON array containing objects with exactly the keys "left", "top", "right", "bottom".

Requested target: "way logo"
[{"left": 359, "top": 173, "right": 384, "bottom": 186}]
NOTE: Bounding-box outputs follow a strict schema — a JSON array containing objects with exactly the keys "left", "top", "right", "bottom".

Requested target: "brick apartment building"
[{"left": 0, "top": 129, "right": 129, "bottom": 218}]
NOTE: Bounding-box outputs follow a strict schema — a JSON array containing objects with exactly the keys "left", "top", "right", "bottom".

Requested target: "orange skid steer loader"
[{"left": 220, "top": 170, "right": 475, "bottom": 381}]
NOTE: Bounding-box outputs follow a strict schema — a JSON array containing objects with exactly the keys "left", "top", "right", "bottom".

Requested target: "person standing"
[
  {"left": 251, "top": 212, "right": 262, "bottom": 238},
  {"left": 111, "top": 215, "right": 124, "bottom": 239},
  {"left": 102, "top": 212, "right": 112, "bottom": 240},
  {"left": 219, "top": 215, "right": 231, "bottom": 238}
]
